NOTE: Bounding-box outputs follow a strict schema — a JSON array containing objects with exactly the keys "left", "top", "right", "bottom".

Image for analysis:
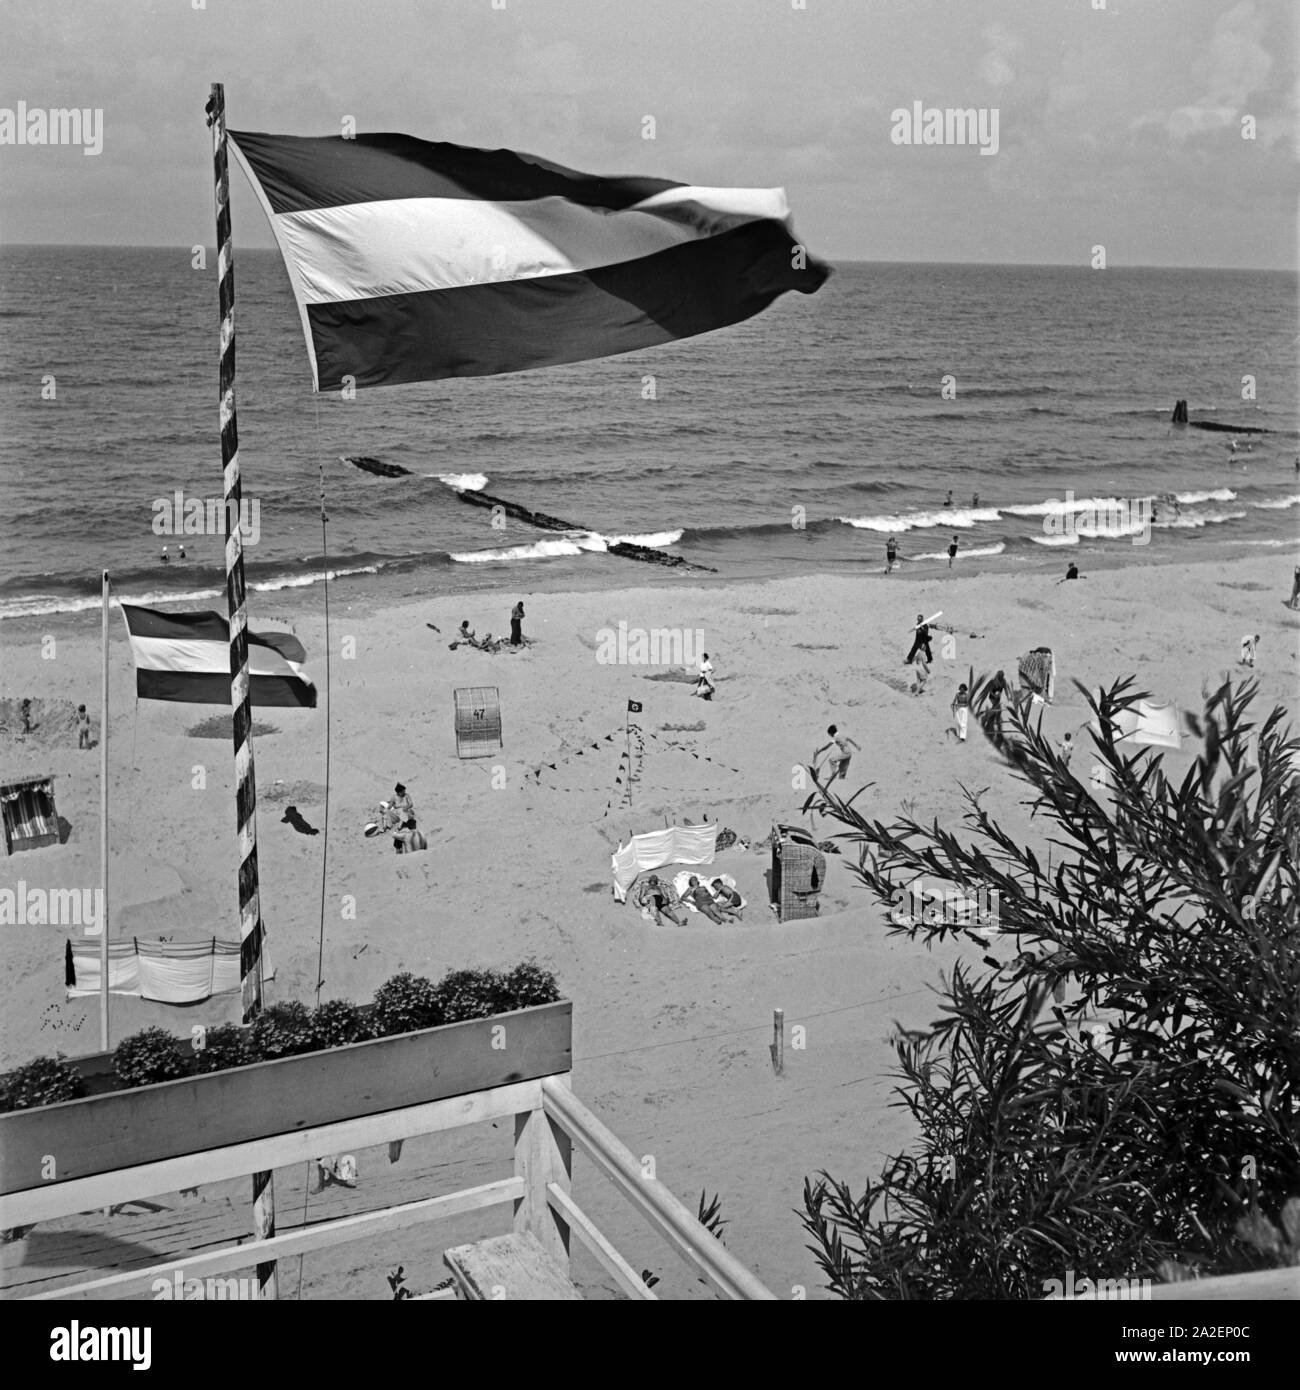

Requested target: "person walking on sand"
[
  {"left": 1289, "top": 565, "right": 1300, "bottom": 610},
  {"left": 948, "top": 536, "right": 959, "bottom": 568},
  {"left": 509, "top": 600, "right": 525, "bottom": 647},
  {"left": 950, "top": 682, "right": 971, "bottom": 741},
  {"left": 885, "top": 537, "right": 899, "bottom": 574},
  {"left": 814, "top": 725, "right": 860, "bottom": 781},
  {"left": 906, "top": 614, "right": 934, "bottom": 665},
  {"left": 910, "top": 651, "right": 930, "bottom": 696},
  {"left": 76, "top": 704, "right": 91, "bottom": 750},
  {"left": 694, "top": 653, "right": 715, "bottom": 700},
  {"left": 1239, "top": 633, "right": 1260, "bottom": 668}
]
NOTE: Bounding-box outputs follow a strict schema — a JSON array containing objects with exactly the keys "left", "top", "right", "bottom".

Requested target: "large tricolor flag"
[
  {"left": 229, "top": 130, "right": 830, "bottom": 391},
  {"left": 122, "top": 605, "right": 317, "bottom": 708}
]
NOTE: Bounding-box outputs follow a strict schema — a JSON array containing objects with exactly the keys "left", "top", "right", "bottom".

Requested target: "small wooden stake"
[{"left": 771, "top": 1008, "right": 785, "bottom": 1075}]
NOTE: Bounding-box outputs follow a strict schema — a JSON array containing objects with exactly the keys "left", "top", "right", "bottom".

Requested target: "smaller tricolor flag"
[{"left": 121, "top": 605, "right": 317, "bottom": 708}]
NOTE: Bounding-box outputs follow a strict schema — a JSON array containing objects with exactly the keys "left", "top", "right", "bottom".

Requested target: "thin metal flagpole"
[
  {"left": 99, "top": 570, "right": 109, "bottom": 1052},
  {"left": 206, "top": 80, "right": 277, "bottom": 1301}
]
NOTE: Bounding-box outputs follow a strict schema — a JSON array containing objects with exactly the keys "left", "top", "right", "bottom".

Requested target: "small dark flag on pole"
[{"left": 627, "top": 700, "right": 643, "bottom": 714}]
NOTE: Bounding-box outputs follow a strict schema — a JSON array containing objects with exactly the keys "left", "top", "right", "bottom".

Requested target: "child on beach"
[
  {"left": 1290, "top": 566, "right": 1299, "bottom": 610},
  {"left": 710, "top": 878, "right": 745, "bottom": 921},
  {"left": 885, "top": 538, "right": 899, "bottom": 573},
  {"left": 910, "top": 652, "right": 930, "bottom": 696},
  {"left": 814, "top": 725, "right": 860, "bottom": 780},
  {"left": 1239, "top": 633, "right": 1260, "bottom": 668},
  {"left": 950, "top": 683, "right": 971, "bottom": 741},
  {"left": 76, "top": 704, "right": 91, "bottom": 749},
  {"left": 948, "top": 536, "right": 959, "bottom": 568}
]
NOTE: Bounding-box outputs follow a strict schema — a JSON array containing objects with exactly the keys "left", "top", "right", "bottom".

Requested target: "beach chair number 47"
[{"left": 473, "top": 707, "right": 485, "bottom": 721}]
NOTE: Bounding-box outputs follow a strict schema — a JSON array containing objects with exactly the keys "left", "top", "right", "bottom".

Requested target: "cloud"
[
  {"left": 980, "top": 23, "right": 1024, "bottom": 88},
  {"left": 1151, "top": 0, "right": 1273, "bottom": 140}
]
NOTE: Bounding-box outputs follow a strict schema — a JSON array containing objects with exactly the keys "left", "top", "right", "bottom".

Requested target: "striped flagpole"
[{"left": 206, "top": 81, "right": 277, "bottom": 1301}]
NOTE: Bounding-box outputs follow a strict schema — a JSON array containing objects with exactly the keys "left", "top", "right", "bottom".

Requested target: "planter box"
[{"left": 0, "top": 1000, "right": 571, "bottom": 1197}]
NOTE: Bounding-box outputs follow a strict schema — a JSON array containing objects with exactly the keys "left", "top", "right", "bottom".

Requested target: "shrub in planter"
[
  {"left": 0, "top": 1054, "right": 84, "bottom": 1112},
  {"left": 370, "top": 972, "right": 443, "bottom": 1037},
  {"left": 114, "top": 1028, "right": 190, "bottom": 1088},
  {"left": 502, "top": 960, "right": 561, "bottom": 1008},
  {"left": 192, "top": 1022, "right": 251, "bottom": 1074},
  {"left": 248, "top": 1000, "right": 318, "bottom": 1061},
  {"left": 431, "top": 967, "right": 510, "bottom": 1023},
  {"left": 310, "top": 999, "right": 369, "bottom": 1049}
]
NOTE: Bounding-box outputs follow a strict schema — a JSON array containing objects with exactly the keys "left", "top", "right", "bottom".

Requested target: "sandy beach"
[{"left": 1, "top": 550, "right": 1295, "bottom": 1297}]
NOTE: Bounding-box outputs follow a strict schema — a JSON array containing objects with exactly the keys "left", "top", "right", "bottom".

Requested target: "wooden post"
[
  {"left": 771, "top": 1008, "right": 785, "bottom": 1075},
  {"left": 513, "top": 1078, "right": 572, "bottom": 1271},
  {"left": 98, "top": 570, "right": 110, "bottom": 1052},
  {"left": 206, "top": 80, "right": 276, "bottom": 1301}
]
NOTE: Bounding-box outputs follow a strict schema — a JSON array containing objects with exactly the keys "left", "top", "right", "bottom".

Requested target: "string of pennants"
[
  {"left": 605, "top": 719, "right": 646, "bottom": 816},
  {"left": 641, "top": 727, "right": 741, "bottom": 774},
  {"left": 523, "top": 725, "right": 626, "bottom": 789},
  {"left": 523, "top": 700, "right": 741, "bottom": 811}
]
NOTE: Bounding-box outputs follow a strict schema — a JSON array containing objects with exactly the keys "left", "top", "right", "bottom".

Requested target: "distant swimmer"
[
  {"left": 948, "top": 536, "right": 959, "bottom": 568},
  {"left": 972, "top": 493, "right": 979, "bottom": 507},
  {"left": 178, "top": 544, "right": 186, "bottom": 559},
  {"left": 885, "top": 537, "right": 899, "bottom": 573},
  {"left": 1065, "top": 562, "right": 1081, "bottom": 581},
  {"left": 945, "top": 490, "right": 953, "bottom": 507},
  {"left": 161, "top": 545, "right": 169, "bottom": 564}
]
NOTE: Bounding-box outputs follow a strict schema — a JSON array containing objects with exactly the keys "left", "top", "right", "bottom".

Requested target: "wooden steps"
[{"left": 443, "top": 1232, "right": 583, "bottom": 1301}]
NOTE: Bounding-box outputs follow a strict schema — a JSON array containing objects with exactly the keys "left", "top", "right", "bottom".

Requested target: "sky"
[{"left": 0, "top": 0, "right": 1296, "bottom": 268}]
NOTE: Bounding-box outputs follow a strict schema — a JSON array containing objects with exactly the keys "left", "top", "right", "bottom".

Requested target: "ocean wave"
[
  {"left": 1030, "top": 534, "right": 1080, "bottom": 547},
  {"left": 607, "top": 530, "right": 683, "bottom": 548},
  {"left": 1154, "top": 510, "right": 1248, "bottom": 530},
  {"left": 1252, "top": 494, "right": 1300, "bottom": 510},
  {"left": 838, "top": 507, "right": 1001, "bottom": 533},
  {"left": 1174, "top": 488, "right": 1237, "bottom": 504},
  {"left": 910, "top": 542, "right": 1007, "bottom": 560},
  {"left": 0, "top": 586, "right": 224, "bottom": 621},
  {"left": 432, "top": 473, "right": 490, "bottom": 492},
  {"left": 451, "top": 537, "right": 600, "bottom": 564},
  {"left": 1004, "top": 495, "right": 1154, "bottom": 518},
  {"left": 449, "top": 526, "right": 681, "bottom": 564}
]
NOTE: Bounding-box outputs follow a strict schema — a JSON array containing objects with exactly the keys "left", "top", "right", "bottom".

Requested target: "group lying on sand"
[{"left": 633, "top": 872, "right": 744, "bottom": 925}]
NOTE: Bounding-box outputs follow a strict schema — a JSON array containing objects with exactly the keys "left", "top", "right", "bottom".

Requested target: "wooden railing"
[{"left": 8, "top": 1073, "right": 776, "bottom": 1301}]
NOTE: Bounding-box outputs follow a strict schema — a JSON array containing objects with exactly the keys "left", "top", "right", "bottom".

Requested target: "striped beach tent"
[
  {"left": 229, "top": 130, "right": 830, "bottom": 391},
  {"left": 121, "top": 605, "right": 316, "bottom": 708}
]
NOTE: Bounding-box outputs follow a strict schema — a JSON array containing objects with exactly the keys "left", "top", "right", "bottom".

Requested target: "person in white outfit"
[
  {"left": 694, "top": 653, "right": 715, "bottom": 700},
  {"left": 951, "top": 683, "right": 970, "bottom": 741}
]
